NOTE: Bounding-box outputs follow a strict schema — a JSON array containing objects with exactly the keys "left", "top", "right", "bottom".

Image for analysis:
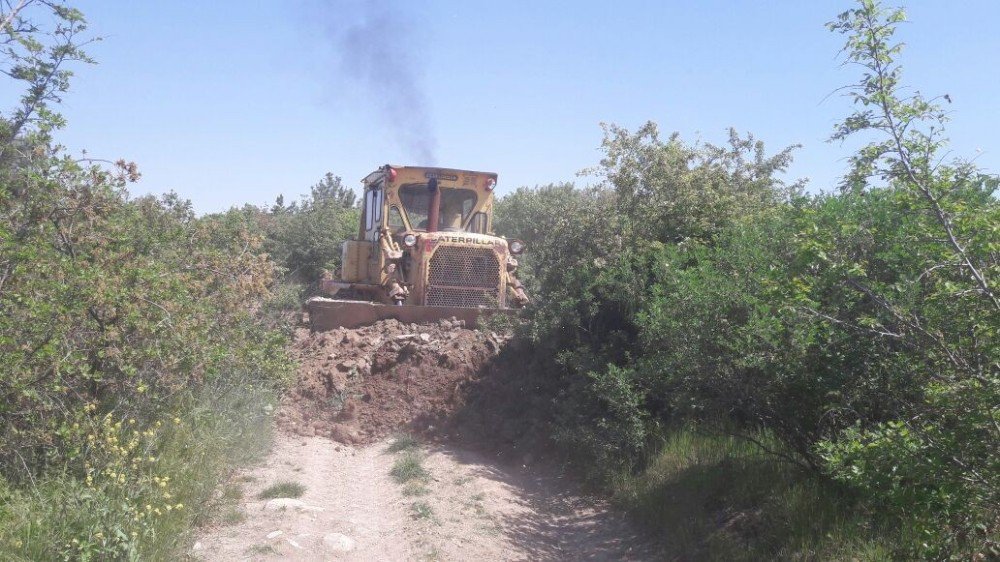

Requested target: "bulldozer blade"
[{"left": 306, "top": 297, "right": 501, "bottom": 331}]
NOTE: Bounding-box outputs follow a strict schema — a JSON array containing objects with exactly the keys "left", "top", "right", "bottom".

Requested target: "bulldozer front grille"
[{"left": 426, "top": 245, "right": 502, "bottom": 308}]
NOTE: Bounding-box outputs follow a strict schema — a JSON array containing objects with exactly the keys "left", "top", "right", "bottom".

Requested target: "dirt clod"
[{"left": 280, "top": 318, "right": 506, "bottom": 444}]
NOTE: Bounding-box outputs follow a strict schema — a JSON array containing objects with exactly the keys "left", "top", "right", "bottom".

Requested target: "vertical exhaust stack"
[{"left": 426, "top": 177, "right": 440, "bottom": 233}]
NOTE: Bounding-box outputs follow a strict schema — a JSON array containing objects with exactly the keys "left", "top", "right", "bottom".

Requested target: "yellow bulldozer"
[{"left": 306, "top": 165, "right": 528, "bottom": 330}]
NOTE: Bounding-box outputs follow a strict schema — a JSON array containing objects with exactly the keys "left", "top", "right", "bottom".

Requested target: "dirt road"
[{"left": 193, "top": 431, "right": 659, "bottom": 561}]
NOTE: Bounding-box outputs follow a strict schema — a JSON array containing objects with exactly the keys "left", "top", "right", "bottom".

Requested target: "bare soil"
[
  {"left": 277, "top": 318, "right": 506, "bottom": 445},
  {"left": 193, "top": 433, "right": 659, "bottom": 561},
  {"left": 195, "top": 319, "right": 661, "bottom": 560}
]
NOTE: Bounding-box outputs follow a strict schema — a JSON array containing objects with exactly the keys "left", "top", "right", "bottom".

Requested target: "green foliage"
[
  {"left": 261, "top": 172, "right": 360, "bottom": 285},
  {"left": 0, "top": 381, "right": 277, "bottom": 560},
  {"left": 1, "top": 0, "right": 290, "bottom": 472},
  {"left": 815, "top": 1, "right": 999, "bottom": 554},
  {"left": 611, "top": 427, "right": 901, "bottom": 561},
  {"left": 494, "top": 127, "right": 800, "bottom": 470},
  {"left": 391, "top": 451, "right": 429, "bottom": 485},
  {"left": 257, "top": 480, "right": 306, "bottom": 500},
  {"left": 491, "top": 2, "right": 998, "bottom": 556},
  {"left": 587, "top": 122, "right": 803, "bottom": 243},
  {"left": 494, "top": 182, "right": 617, "bottom": 298},
  {"left": 0, "top": 3, "right": 292, "bottom": 559}
]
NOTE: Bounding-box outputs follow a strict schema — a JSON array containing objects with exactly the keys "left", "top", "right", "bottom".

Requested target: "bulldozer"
[{"left": 306, "top": 165, "right": 528, "bottom": 330}]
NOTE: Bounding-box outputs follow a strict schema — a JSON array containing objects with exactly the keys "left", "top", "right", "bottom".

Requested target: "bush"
[
  {"left": 491, "top": 4, "right": 998, "bottom": 556},
  {"left": 0, "top": 4, "right": 292, "bottom": 558},
  {"left": 262, "top": 172, "right": 360, "bottom": 285}
]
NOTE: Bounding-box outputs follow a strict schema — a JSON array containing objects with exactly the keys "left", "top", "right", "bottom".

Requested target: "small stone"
[
  {"left": 264, "top": 498, "right": 306, "bottom": 511},
  {"left": 323, "top": 533, "right": 357, "bottom": 553},
  {"left": 419, "top": 332, "right": 431, "bottom": 342},
  {"left": 263, "top": 498, "right": 324, "bottom": 513},
  {"left": 266, "top": 530, "right": 283, "bottom": 539},
  {"left": 287, "top": 538, "right": 305, "bottom": 550},
  {"left": 192, "top": 541, "right": 204, "bottom": 551}
]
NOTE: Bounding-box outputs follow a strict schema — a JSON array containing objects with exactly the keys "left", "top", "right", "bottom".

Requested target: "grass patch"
[
  {"left": 410, "top": 501, "right": 437, "bottom": 522},
  {"left": 391, "top": 451, "right": 429, "bottom": 484},
  {"left": 258, "top": 480, "right": 306, "bottom": 500},
  {"left": 221, "top": 483, "right": 244, "bottom": 502},
  {"left": 386, "top": 433, "right": 420, "bottom": 453},
  {"left": 610, "top": 427, "right": 904, "bottom": 561}
]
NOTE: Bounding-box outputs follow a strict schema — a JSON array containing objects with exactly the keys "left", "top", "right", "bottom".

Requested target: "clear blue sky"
[{"left": 52, "top": 1, "right": 1000, "bottom": 213}]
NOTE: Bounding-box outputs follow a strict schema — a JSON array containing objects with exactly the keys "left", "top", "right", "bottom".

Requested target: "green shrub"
[
  {"left": 491, "top": 3, "right": 998, "bottom": 556},
  {"left": 0, "top": 4, "right": 293, "bottom": 559}
]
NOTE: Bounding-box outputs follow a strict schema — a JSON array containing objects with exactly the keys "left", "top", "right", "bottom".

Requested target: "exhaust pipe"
[{"left": 426, "top": 177, "right": 440, "bottom": 233}]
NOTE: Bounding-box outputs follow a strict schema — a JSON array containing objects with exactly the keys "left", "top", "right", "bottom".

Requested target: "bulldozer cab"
[
  {"left": 309, "top": 164, "right": 527, "bottom": 330},
  {"left": 376, "top": 171, "right": 492, "bottom": 235}
]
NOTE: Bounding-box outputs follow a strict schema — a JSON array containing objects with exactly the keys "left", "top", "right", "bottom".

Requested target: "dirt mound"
[{"left": 278, "top": 318, "right": 507, "bottom": 444}]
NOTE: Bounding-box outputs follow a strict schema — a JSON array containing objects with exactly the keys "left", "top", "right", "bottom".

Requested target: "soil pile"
[{"left": 278, "top": 318, "right": 508, "bottom": 444}]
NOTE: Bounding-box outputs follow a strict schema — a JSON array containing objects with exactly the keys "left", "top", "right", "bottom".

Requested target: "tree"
[
  {"left": 308, "top": 172, "right": 356, "bottom": 209},
  {"left": 811, "top": 1, "right": 999, "bottom": 553},
  {"left": 0, "top": 1, "right": 94, "bottom": 151},
  {"left": 829, "top": 0, "right": 998, "bottom": 312},
  {"left": 260, "top": 173, "right": 359, "bottom": 284}
]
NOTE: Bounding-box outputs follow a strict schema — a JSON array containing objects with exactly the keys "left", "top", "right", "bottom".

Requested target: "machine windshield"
[{"left": 398, "top": 184, "right": 478, "bottom": 232}]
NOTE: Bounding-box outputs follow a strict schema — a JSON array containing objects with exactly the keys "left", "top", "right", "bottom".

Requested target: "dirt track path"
[{"left": 193, "top": 431, "right": 659, "bottom": 561}]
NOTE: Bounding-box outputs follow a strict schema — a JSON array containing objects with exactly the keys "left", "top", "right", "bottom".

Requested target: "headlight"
[
  {"left": 403, "top": 233, "right": 417, "bottom": 247},
  {"left": 508, "top": 239, "right": 525, "bottom": 255}
]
